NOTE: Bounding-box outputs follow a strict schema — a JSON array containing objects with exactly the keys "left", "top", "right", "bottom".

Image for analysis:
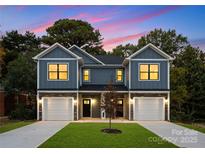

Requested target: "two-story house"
[{"left": 33, "top": 43, "right": 173, "bottom": 121}]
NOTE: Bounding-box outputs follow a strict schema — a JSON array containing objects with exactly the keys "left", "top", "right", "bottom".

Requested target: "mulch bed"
[{"left": 101, "top": 128, "right": 122, "bottom": 134}]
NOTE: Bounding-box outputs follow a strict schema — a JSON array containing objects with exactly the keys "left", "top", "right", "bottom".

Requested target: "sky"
[{"left": 0, "top": 5, "right": 205, "bottom": 51}]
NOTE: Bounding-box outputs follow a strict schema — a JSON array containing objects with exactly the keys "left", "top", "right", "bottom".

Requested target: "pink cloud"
[
  {"left": 31, "top": 22, "right": 53, "bottom": 33},
  {"left": 103, "top": 32, "right": 146, "bottom": 46},
  {"left": 99, "top": 6, "right": 182, "bottom": 33}
]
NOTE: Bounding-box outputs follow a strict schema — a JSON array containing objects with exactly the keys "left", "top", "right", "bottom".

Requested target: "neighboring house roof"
[
  {"left": 94, "top": 55, "right": 124, "bottom": 65},
  {"left": 69, "top": 45, "right": 105, "bottom": 65},
  {"left": 79, "top": 85, "right": 128, "bottom": 91},
  {"left": 33, "top": 43, "right": 81, "bottom": 60},
  {"left": 127, "top": 43, "right": 174, "bottom": 60}
]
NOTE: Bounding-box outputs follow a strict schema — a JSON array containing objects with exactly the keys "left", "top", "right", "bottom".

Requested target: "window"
[
  {"left": 48, "top": 64, "right": 68, "bottom": 80},
  {"left": 116, "top": 69, "right": 123, "bottom": 82},
  {"left": 83, "top": 69, "right": 90, "bottom": 82},
  {"left": 139, "top": 64, "right": 159, "bottom": 80}
]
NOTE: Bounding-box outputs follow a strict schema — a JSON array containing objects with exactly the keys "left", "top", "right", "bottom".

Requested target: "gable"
[
  {"left": 33, "top": 43, "right": 80, "bottom": 60},
  {"left": 69, "top": 45, "right": 104, "bottom": 65},
  {"left": 42, "top": 46, "right": 76, "bottom": 58},
  {"left": 132, "top": 47, "right": 166, "bottom": 59}
]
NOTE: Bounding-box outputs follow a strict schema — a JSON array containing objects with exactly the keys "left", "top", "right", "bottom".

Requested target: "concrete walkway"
[
  {"left": 137, "top": 121, "right": 205, "bottom": 148},
  {"left": 74, "top": 119, "right": 137, "bottom": 123},
  {"left": 0, "top": 121, "right": 69, "bottom": 148}
]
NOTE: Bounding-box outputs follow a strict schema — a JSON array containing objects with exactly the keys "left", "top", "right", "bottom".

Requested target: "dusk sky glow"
[{"left": 0, "top": 5, "right": 205, "bottom": 51}]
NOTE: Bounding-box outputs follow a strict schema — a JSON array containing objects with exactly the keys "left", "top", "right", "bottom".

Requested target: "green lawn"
[
  {"left": 176, "top": 123, "right": 205, "bottom": 134},
  {"left": 39, "top": 123, "right": 177, "bottom": 148},
  {"left": 0, "top": 120, "right": 35, "bottom": 133}
]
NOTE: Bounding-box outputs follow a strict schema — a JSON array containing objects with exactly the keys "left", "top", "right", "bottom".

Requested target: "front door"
[
  {"left": 116, "top": 99, "right": 123, "bottom": 117},
  {"left": 83, "top": 99, "right": 91, "bottom": 117}
]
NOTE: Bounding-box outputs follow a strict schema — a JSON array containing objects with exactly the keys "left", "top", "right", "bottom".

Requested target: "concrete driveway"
[
  {"left": 137, "top": 121, "right": 205, "bottom": 148},
  {"left": 0, "top": 121, "right": 69, "bottom": 148}
]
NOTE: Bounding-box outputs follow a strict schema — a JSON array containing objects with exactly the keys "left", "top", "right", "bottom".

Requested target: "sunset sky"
[{"left": 0, "top": 5, "right": 205, "bottom": 51}]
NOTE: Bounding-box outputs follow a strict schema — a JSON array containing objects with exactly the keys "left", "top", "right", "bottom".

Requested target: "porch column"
[
  {"left": 128, "top": 92, "right": 131, "bottom": 120},
  {"left": 168, "top": 92, "right": 170, "bottom": 121},
  {"left": 37, "top": 92, "right": 39, "bottom": 120}
]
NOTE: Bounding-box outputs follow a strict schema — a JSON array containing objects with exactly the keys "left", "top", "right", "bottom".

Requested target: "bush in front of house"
[{"left": 9, "top": 103, "right": 36, "bottom": 120}]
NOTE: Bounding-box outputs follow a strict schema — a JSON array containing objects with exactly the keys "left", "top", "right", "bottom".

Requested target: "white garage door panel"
[
  {"left": 134, "top": 98, "right": 164, "bottom": 121},
  {"left": 43, "top": 98, "right": 73, "bottom": 121}
]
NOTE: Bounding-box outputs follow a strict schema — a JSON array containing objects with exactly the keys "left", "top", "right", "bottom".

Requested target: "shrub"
[{"left": 9, "top": 103, "right": 36, "bottom": 120}]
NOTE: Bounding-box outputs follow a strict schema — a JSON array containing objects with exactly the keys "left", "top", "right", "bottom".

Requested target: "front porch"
[{"left": 78, "top": 93, "right": 129, "bottom": 120}]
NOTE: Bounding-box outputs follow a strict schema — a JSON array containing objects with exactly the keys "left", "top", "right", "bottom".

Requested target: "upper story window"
[
  {"left": 139, "top": 64, "right": 159, "bottom": 81},
  {"left": 83, "top": 69, "right": 90, "bottom": 82},
  {"left": 48, "top": 63, "right": 68, "bottom": 80},
  {"left": 116, "top": 69, "right": 123, "bottom": 82}
]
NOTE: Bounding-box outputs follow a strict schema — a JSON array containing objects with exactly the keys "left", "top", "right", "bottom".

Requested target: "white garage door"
[
  {"left": 43, "top": 97, "right": 73, "bottom": 121},
  {"left": 134, "top": 97, "right": 165, "bottom": 121}
]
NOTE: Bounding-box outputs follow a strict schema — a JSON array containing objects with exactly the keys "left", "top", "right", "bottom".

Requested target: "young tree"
[
  {"left": 101, "top": 82, "right": 118, "bottom": 129},
  {"left": 42, "top": 19, "right": 106, "bottom": 55}
]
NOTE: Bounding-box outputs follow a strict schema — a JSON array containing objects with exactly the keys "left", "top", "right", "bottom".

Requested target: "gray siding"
[
  {"left": 82, "top": 67, "right": 124, "bottom": 85},
  {"left": 130, "top": 60, "right": 168, "bottom": 90},
  {"left": 42, "top": 47, "right": 75, "bottom": 58},
  {"left": 70, "top": 46, "right": 102, "bottom": 65},
  {"left": 39, "top": 60, "right": 77, "bottom": 90},
  {"left": 132, "top": 47, "right": 166, "bottom": 59}
]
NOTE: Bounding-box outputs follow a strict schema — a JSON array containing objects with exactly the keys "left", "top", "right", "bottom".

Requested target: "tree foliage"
[
  {"left": 42, "top": 19, "right": 106, "bottom": 55},
  {"left": 111, "top": 44, "right": 138, "bottom": 57},
  {"left": 137, "top": 28, "right": 188, "bottom": 57},
  {"left": 101, "top": 82, "right": 118, "bottom": 129}
]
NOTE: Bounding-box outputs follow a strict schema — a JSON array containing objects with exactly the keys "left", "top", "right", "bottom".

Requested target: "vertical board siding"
[
  {"left": 81, "top": 67, "right": 125, "bottom": 85},
  {"left": 39, "top": 60, "right": 77, "bottom": 89},
  {"left": 130, "top": 60, "right": 168, "bottom": 90},
  {"left": 131, "top": 47, "right": 166, "bottom": 59},
  {"left": 42, "top": 47, "right": 75, "bottom": 58}
]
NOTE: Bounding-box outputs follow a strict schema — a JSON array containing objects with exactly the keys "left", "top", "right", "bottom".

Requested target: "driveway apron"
[
  {"left": 137, "top": 121, "right": 205, "bottom": 148},
  {"left": 0, "top": 121, "right": 69, "bottom": 148}
]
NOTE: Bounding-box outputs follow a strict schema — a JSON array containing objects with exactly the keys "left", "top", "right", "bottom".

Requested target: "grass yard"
[
  {"left": 39, "top": 123, "right": 177, "bottom": 148},
  {"left": 176, "top": 122, "right": 205, "bottom": 134},
  {"left": 0, "top": 120, "right": 35, "bottom": 133}
]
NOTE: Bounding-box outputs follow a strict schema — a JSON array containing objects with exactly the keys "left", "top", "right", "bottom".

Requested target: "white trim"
[
  {"left": 130, "top": 91, "right": 169, "bottom": 93},
  {"left": 79, "top": 90, "right": 128, "bottom": 93},
  {"left": 168, "top": 92, "right": 170, "bottom": 121},
  {"left": 115, "top": 69, "right": 123, "bottom": 82},
  {"left": 33, "top": 43, "right": 80, "bottom": 60},
  {"left": 127, "top": 43, "right": 174, "bottom": 60},
  {"left": 168, "top": 62, "right": 170, "bottom": 89},
  {"left": 138, "top": 63, "right": 160, "bottom": 81},
  {"left": 133, "top": 97, "right": 165, "bottom": 121},
  {"left": 47, "top": 62, "right": 69, "bottom": 81},
  {"left": 37, "top": 61, "right": 39, "bottom": 89},
  {"left": 77, "top": 92, "right": 79, "bottom": 120},
  {"left": 128, "top": 92, "right": 131, "bottom": 120},
  {"left": 80, "top": 66, "right": 82, "bottom": 86},
  {"left": 38, "top": 90, "right": 78, "bottom": 93},
  {"left": 83, "top": 64, "right": 123, "bottom": 67},
  {"left": 129, "top": 59, "right": 131, "bottom": 89},
  {"left": 131, "top": 59, "right": 169, "bottom": 61},
  {"left": 77, "top": 60, "right": 79, "bottom": 88},
  {"left": 37, "top": 92, "right": 39, "bottom": 120},
  {"left": 82, "top": 69, "right": 91, "bottom": 82},
  {"left": 38, "top": 58, "right": 78, "bottom": 60},
  {"left": 42, "top": 97, "right": 74, "bottom": 121},
  {"left": 69, "top": 45, "right": 105, "bottom": 65}
]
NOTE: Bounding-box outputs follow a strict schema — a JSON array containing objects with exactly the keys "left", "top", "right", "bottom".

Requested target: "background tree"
[
  {"left": 42, "top": 19, "right": 106, "bottom": 55},
  {"left": 137, "top": 28, "right": 188, "bottom": 57},
  {"left": 1, "top": 31, "right": 41, "bottom": 78},
  {"left": 101, "top": 82, "right": 118, "bottom": 129},
  {"left": 111, "top": 44, "right": 138, "bottom": 57},
  {"left": 174, "top": 46, "right": 205, "bottom": 121}
]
